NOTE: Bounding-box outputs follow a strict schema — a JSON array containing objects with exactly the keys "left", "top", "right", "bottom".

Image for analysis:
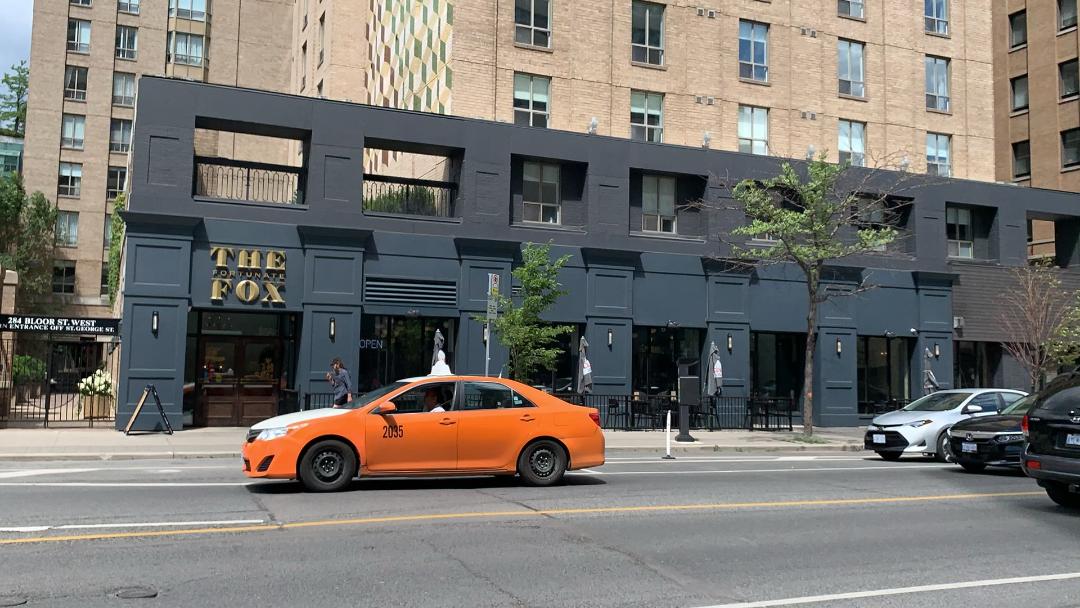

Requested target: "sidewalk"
[{"left": 0, "top": 427, "right": 866, "bottom": 461}]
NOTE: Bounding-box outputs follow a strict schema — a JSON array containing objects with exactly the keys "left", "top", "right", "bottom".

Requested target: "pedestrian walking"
[{"left": 326, "top": 357, "right": 353, "bottom": 407}]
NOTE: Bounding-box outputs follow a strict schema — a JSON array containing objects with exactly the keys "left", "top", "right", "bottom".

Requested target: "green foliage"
[
  {"left": 475, "top": 243, "right": 573, "bottom": 382},
  {"left": 0, "top": 61, "right": 29, "bottom": 136},
  {"left": 364, "top": 184, "right": 441, "bottom": 216},
  {"left": 1000, "top": 260, "right": 1080, "bottom": 391},
  {"left": 12, "top": 354, "right": 46, "bottom": 385},
  {"left": 0, "top": 174, "right": 58, "bottom": 313},
  {"left": 108, "top": 194, "right": 127, "bottom": 305}
]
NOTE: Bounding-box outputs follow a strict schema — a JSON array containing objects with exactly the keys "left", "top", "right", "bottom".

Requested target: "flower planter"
[{"left": 82, "top": 394, "right": 114, "bottom": 419}]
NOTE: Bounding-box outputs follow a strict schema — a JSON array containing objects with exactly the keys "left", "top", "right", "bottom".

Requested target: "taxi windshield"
[
  {"left": 340, "top": 382, "right": 408, "bottom": 410},
  {"left": 902, "top": 392, "right": 972, "bottom": 412},
  {"left": 1000, "top": 394, "right": 1035, "bottom": 416}
]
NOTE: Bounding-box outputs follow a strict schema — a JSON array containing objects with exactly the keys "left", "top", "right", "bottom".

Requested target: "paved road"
[{"left": 1, "top": 452, "right": 1078, "bottom": 607}]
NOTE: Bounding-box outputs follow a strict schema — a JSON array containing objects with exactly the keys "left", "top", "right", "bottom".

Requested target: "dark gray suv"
[{"left": 1022, "top": 373, "right": 1080, "bottom": 509}]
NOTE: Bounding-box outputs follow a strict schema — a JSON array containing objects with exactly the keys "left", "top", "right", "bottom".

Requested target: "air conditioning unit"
[{"left": 953, "top": 316, "right": 965, "bottom": 329}]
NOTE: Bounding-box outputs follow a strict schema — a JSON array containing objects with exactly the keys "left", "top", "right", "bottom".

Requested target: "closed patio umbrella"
[
  {"left": 705, "top": 341, "right": 723, "bottom": 397},
  {"left": 432, "top": 329, "right": 445, "bottom": 368},
  {"left": 923, "top": 368, "right": 940, "bottom": 396},
  {"left": 577, "top": 336, "right": 593, "bottom": 395},
  {"left": 430, "top": 329, "right": 452, "bottom": 376}
]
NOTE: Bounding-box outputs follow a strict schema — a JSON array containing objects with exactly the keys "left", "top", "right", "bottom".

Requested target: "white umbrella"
[
  {"left": 577, "top": 336, "right": 593, "bottom": 395},
  {"left": 705, "top": 341, "right": 723, "bottom": 397},
  {"left": 923, "top": 369, "right": 940, "bottom": 395},
  {"left": 430, "top": 329, "right": 452, "bottom": 376}
]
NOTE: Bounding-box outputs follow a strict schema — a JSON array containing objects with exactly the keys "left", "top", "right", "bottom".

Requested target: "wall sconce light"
[
  {"left": 151, "top": 311, "right": 159, "bottom": 335},
  {"left": 329, "top": 317, "right": 336, "bottom": 341},
  {"left": 835, "top": 337, "right": 842, "bottom": 356},
  {"left": 607, "top": 328, "right": 614, "bottom": 348},
  {"left": 933, "top": 343, "right": 940, "bottom": 358},
  {"left": 726, "top": 333, "right": 733, "bottom": 353}
]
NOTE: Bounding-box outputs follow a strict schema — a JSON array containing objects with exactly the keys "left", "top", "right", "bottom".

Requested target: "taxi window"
[
  {"left": 385, "top": 382, "right": 456, "bottom": 414},
  {"left": 461, "top": 382, "right": 532, "bottom": 410}
]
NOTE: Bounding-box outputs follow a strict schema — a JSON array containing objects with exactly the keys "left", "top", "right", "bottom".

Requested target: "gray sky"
[{"left": 0, "top": 0, "right": 33, "bottom": 75}]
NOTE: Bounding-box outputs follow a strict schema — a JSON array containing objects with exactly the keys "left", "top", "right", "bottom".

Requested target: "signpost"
[{"left": 485, "top": 273, "right": 499, "bottom": 376}]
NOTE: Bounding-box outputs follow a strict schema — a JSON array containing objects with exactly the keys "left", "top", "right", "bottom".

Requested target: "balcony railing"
[
  {"left": 195, "top": 156, "right": 305, "bottom": 205},
  {"left": 363, "top": 174, "right": 456, "bottom": 218}
]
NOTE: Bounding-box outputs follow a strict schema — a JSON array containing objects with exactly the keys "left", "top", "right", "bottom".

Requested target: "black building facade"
[{"left": 117, "top": 77, "right": 1080, "bottom": 430}]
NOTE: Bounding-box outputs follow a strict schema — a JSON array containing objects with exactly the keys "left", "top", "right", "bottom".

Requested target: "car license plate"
[
  {"left": 962, "top": 442, "right": 977, "bottom": 453},
  {"left": 872, "top": 434, "right": 886, "bottom": 444},
  {"left": 1067, "top": 434, "right": 1080, "bottom": 447}
]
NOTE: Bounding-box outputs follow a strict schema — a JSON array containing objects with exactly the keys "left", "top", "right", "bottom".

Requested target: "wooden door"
[
  {"left": 198, "top": 339, "right": 239, "bottom": 426},
  {"left": 238, "top": 338, "right": 281, "bottom": 426}
]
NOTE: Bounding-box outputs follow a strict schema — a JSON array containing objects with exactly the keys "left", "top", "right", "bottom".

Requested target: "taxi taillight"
[
  {"left": 589, "top": 411, "right": 601, "bottom": 427},
  {"left": 1021, "top": 414, "right": 1029, "bottom": 437}
]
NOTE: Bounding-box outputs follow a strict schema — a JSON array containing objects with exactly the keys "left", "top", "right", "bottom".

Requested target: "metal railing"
[
  {"left": 195, "top": 156, "right": 305, "bottom": 205},
  {"left": 555, "top": 394, "right": 795, "bottom": 431},
  {"left": 858, "top": 399, "right": 908, "bottom": 417},
  {"left": 362, "top": 174, "right": 456, "bottom": 218},
  {"left": 304, "top": 393, "right": 337, "bottom": 410}
]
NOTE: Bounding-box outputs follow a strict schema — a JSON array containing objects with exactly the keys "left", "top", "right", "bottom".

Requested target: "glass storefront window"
[
  {"left": 856, "top": 336, "right": 911, "bottom": 409},
  {"left": 524, "top": 324, "right": 581, "bottom": 393},
  {"left": 358, "top": 316, "right": 456, "bottom": 392},
  {"left": 632, "top": 326, "right": 703, "bottom": 397},
  {"left": 750, "top": 332, "right": 806, "bottom": 399},
  {"left": 954, "top": 341, "right": 1000, "bottom": 388}
]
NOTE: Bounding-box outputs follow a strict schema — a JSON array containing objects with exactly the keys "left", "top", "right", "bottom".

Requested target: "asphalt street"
[{"left": 0, "top": 451, "right": 1078, "bottom": 608}]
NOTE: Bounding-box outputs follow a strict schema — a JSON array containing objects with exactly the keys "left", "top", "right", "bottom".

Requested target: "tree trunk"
[{"left": 802, "top": 288, "right": 818, "bottom": 436}]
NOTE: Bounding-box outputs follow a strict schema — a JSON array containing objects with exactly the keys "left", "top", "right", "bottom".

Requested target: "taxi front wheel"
[
  {"left": 517, "top": 440, "right": 567, "bottom": 487},
  {"left": 299, "top": 439, "right": 357, "bottom": 492}
]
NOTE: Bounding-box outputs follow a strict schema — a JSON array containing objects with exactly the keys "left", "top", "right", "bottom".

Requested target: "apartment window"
[
  {"left": 70, "top": 0, "right": 92, "bottom": 5},
  {"left": 52, "top": 261, "right": 77, "bottom": 295},
  {"left": 301, "top": 0, "right": 309, "bottom": 29},
  {"left": 838, "top": 0, "right": 864, "bottom": 19},
  {"left": 113, "top": 72, "right": 136, "bottom": 106},
  {"left": 103, "top": 217, "right": 112, "bottom": 250},
  {"left": 56, "top": 211, "right": 79, "bottom": 247},
  {"left": 1061, "top": 0, "right": 1078, "bottom": 30},
  {"left": 838, "top": 39, "right": 865, "bottom": 97},
  {"left": 630, "top": 90, "right": 663, "bottom": 143},
  {"left": 300, "top": 43, "right": 307, "bottom": 90},
  {"left": 522, "top": 161, "right": 560, "bottom": 224},
  {"left": 64, "top": 66, "right": 88, "bottom": 101},
  {"left": 515, "top": 0, "right": 551, "bottom": 48},
  {"left": 512, "top": 73, "right": 550, "bottom": 128},
  {"left": 61, "top": 114, "right": 85, "bottom": 149},
  {"left": 100, "top": 265, "right": 110, "bottom": 296},
  {"left": 946, "top": 206, "right": 973, "bottom": 259},
  {"left": 107, "top": 166, "right": 127, "bottom": 199},
  {"left": 317, "top": 80, "right": 323, "bottom": 97},
  {"left": 926, "top": 132, "right": 951, "bottom": 177},
  {"left": 1011, "top": 75, "right": 1028, "bottom": 112},
  {"left": 318, "top": 15, "right": 325, "bottom": 66},
  {"left": 1063, "top": 128, "right": 1080, "bottom": 168},
  {"left": 1013, "top": 141, "right": 1031, "bottom": 179},
  {"left": 925, "top": 0, "right": 948, "bottom": 35},
  {"left": 116, "top": 26, "right": 137, "bottom": 60},
  {"left": 738, "top": 21, "right": 769, "bottom": 82},
  {"left": 169, "top": 0, "right": 207, "bottom": 21},
  {"left": 67, "top": 19, "right": 91, "bottom": 54},
  {"left": 641, "top": 174, "right": 676, "bottom": 233},
  {"left": 118, "top": 0, "right": 140, "bottom": 14},
  {"left": 57, "top": 162, "right": 82, "bottom": 197},
  {"left": 925, "top": 56, "right": 950, "bottom": 112},
  {"left": 110, "top": 119, "right": 133, "bottom": 153},
  {"left": 737, "top": 105, "right": 769, "bottom": 155},
  {"left": 631, "top": 1, "right": 664, "bottom": 66},
  {"left": 838, "top": 120, "right": 866, "bottom": 167},
  {"left": 1009, "top": 11, "right": 1027, "bottom": 48},
  {"left": 168, "top": 32, "right": 205, "bottom": 66},
  {"left": 1060, "top": 59, "right": 1079, "bottom": 99}
]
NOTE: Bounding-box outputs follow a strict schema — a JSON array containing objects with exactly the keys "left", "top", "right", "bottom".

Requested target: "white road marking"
[
  {"left": 775, "top": 456, "right": 817, "bottom": 461},
  {"left": 694, "top": 571, "right": 1080, "bottom": 608},
  {"left": 0, "top": 519, "right": 265, "bottom": 533},
  {"left": 0, "top": 482, "right": 254, "bottom": 487},
  {"left": 577, "top": 464, "right": 951, "bottom": 476},
  {"left": 0, "top": 468, "right": 100, "bottom": 479},
  {"left": 578, "top": 468, "right": 605, "bottom": 475}
]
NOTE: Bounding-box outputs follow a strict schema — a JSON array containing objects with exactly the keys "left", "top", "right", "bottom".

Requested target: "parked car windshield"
[
  {"left": 1000, "top": 394, "right": 1035, "bottom": 416},
  {"left": 341, "top": 382, "right": 408, "bottom": 410},
  {"left": 902, "top": 392, "right": 972, "bottom": 412}
]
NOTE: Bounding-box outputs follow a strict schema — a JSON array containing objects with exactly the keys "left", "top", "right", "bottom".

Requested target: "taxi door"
[
  {"left": 364, "top": 381, "right": 458, "bottom": 473},
  {"left": 455, "top": 381, "right": 541, "bottom": 470}
]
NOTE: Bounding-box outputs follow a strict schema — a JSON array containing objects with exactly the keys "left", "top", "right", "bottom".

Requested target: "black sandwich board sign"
[{"left": 123, "top": 385, "right": 174, "bottom": 435}]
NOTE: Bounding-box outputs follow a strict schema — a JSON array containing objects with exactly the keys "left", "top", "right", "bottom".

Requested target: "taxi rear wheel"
[
  {"left": 298, "top": 439, "right": 356, "bottom": 492},
  {"left": 517, "top": 440, "right": 567, "bottom": 487}
]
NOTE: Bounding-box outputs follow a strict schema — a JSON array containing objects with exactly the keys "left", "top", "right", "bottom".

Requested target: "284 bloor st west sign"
[{"left": 0, "top": 315, "right": 120, "bottom": 335}]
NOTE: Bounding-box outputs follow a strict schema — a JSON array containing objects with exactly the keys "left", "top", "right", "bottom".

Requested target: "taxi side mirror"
[{"left": 377, "top": 402, "right": 397, "bottom": 415}]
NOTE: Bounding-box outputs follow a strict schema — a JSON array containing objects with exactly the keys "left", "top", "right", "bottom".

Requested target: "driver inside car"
[{"left": 424, "top": 387, "right": 451, "bottom": 413}]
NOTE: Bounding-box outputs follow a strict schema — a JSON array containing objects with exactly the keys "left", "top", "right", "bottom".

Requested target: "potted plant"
[
  {"left": 77, "top": 368, "right": 114, "bottom": 419},
  {"left": 12, "top": 355, "right": 46, "bottom": 404}
]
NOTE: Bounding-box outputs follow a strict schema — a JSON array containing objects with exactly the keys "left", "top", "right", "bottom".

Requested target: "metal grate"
[{"left": 364, "top": 277, "right": 457, "bottom": 307}]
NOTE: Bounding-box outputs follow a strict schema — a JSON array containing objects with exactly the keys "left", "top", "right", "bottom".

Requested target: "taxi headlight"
[
  {"left": 907, "top": 419, "right": 933, "bottom": 428},
  {"left": 256, "top": 427, "right": 288, "bottom": 441}
]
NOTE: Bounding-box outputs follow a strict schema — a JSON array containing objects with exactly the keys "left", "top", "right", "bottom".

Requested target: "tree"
[
  {"left": 728, "top": 157, "right": 905, "bottom": 435},
  {"left": 998, "top": 261, "right": 1080, "bottom": 392},
  {"left": 480, "top": 242, "right": 573, "bottom": 382},
  {"left": 0, "top": 174, "right": 58, "bottom": 313},
  {"left": 0, "top": 61, "right": 29, "bottom": 136}
]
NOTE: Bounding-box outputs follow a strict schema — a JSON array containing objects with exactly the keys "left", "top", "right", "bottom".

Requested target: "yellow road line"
[{"left": 0, "top": 491, "right": 1042, "bottom": 546}]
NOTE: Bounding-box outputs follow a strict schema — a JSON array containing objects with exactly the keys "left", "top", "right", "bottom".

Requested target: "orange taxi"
[{"left": 241, "top": 375, "right": 605, "bottom": 491}]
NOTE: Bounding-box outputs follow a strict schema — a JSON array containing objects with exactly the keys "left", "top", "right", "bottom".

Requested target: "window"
[
  {"left": 838, "top": 119, "right": 866, "bottom": 167},
  {"left": 57, "top": 162, "right": 82, "bottom": 197},
  {"left": 631, "top": 0, "right": 664, "bottom": 66},
  {"left": 64, "top": 66, "right": 88, "bottom": 101},
  {"left": 61, "top": 114, "right": 85, "bottom": 149},
  {"left": 301, "top": 0, "right": 308, "bottom": 28},
  {"left": 1009, "top": 11, "right": 1027, "bottom": 48},
  {"left": 967, "top": 393, "right": 1002, "bottom": 413},
  {"left": 71, "top": 0, "right": 92, "bottom": 5},
  {"left": 1011, "top": 75, "right": 1028, "bottom": 112},
  {"left": 461, "top": 382, "right": 530, "bottom": 410},
  {"left": 107, "top": 166, "right": 127, "bottom": 199},
  {"left": 67, "top": 19, "right": 91, "bottom": 53},
  {"left": 110, "top": 118, "right": 133, "bottom": 153},
  {"left": 837, "top": 39, "right": 865, "bottom": 97},
  {"left": 630, "top": 90, "right": 663, "bottom": 142},
  {"left": 103, "top": 216, "right": 112, "bottom": 250},
  {"left": 925, "top": 56, "right": 950, "bottom": 111},
  {"left": 522, "top": 161, "right": 560, "bottom": 224},
  {"left": 56, "top": 211, "right": 79, "bottom": 247},
  {"left": 641, "top": 174, "right": 676, "bottom": 233},
  {"left": 1061, "top": 0, "right": 1078, "bottom": 30},
  {"left": 385, "top": 382, "right": 457, "bottom": 413},
  {"left": 1060, "top": 59, "right": 1079, "bottom": 99},
  {"left": 738, "top": 105, "right": 769, "bottom": 155},
  {"left": 318, "top": 15, "right": 325, "bottom": 66},
  {"left": 113, "top": 72, "right": 136, "bottom": 106},
  {"left": 749, "top": 332, "right": 805, "bottom": 399},
  {"left": 1062, "top": 128, "right": 1080, "bottom": 168},
  {"left": 738, "top": 20, "right": 769, "bottom": 82},
  {"left": 515, "top": 0, "right": 550, "bottom": 47},
  {"left": 946, "top": 206, "right": 973, "bottom": 258},
  {"left": 634, "top": 327, "right": 704, "bottom": 396},
  {"left": 926, "top": 132, "right": 951, "bottom": 177},
  {"left": 925, "top": 0, "right": 948, "bottom": 35},
  {"left": 100, "top": 265, "right": 110, "bottom": 296},
  {"left": 115, "top": 26, "right": 137, "bottom": 60},
  {"left": 857, "top": 337, "right": 911, "bottom": 411},
  {"left": 838, "top": 0, "right": 864, "bottom": 19},
  {"left": 1013, "top": 140, "right": 1031, "bottom": 179},
  {"left": 513, "top": 73, "right": 549, "bottom": 128},
  {"left": 52, "top": 261, "right": 76, "bottom": 295},
  {"left": 168, "top": 32, "right": 205, "bottom": 66},
  {"left": 300, "top": 43, "right": 307, "bottom": 90},
  {"left": 169, "top": 0, "right": 207, "bottom": 20},
  {"left": 118, "top": 0, "right": 140, "bottom": 14}
]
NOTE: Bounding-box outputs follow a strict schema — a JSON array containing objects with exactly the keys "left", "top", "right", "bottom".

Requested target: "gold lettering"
[
  {"left": 235, "top": 280, "right": 260, "bottom": 303},
  {"left": 265, "top": 250, "right": 286, "bottom": 272},
  {"left": 210, "top": 246, "right": 234, "bottom": 269},
  {"left": 237, "top": 249, "right": 262, "bottom": 270},
  {"left": 210, "top": 278, "right": 232, "bottom": 302},
  {"left": 262, "top": 282, "right": 285, "bottom": 304}
]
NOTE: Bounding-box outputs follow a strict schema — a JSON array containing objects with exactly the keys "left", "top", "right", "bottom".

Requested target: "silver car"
[{"left": 864, "top": 389, "right": 1027, "bottom": 462}]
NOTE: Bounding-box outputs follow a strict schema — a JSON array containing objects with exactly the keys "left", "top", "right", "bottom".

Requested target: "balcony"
[
  {"left": 362, "top": 175, "right": 455, "bottom": 218},
  {"left": 195, "top": 157, "right": 305, "bottom": 205}
]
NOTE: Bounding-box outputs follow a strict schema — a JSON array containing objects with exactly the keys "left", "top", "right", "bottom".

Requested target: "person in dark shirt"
[{"left": 326, "top": 358, "right": 353, "bottom": 407}]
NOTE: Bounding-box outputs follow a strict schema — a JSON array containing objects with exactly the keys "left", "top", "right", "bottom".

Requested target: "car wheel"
[
  {"left": 1045, "top": 482, "right": 1080, "bottom": 509},
  {"left": 517, "top": 440, "right": 567, "bottom": 487},
  {"left": 877, "top": 451, "right": 902, "bottom": 461},
  {"left": 959, "top": 461, "right": 986, "bottom": 473},
  {"left": 298, "top": 439, "right": 356, "bottom": 492},
  {"left": 935, "top": 433, "right": 952, "bottom": 463}
]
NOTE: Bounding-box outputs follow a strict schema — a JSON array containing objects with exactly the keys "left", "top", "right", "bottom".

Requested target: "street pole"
[
  {"left": 484, "top": 323, "right": 490, "bottom": 376},
  {"left": 485, "top": 273, "right": 499, "bottom": 378},
  {"left": 662, "top": 409, "right": 675, "bottom": 460}
]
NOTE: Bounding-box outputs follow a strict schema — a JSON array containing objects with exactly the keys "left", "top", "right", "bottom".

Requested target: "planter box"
[{"left": 82, "top": 394, "right": 114, "bottom": 419}]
